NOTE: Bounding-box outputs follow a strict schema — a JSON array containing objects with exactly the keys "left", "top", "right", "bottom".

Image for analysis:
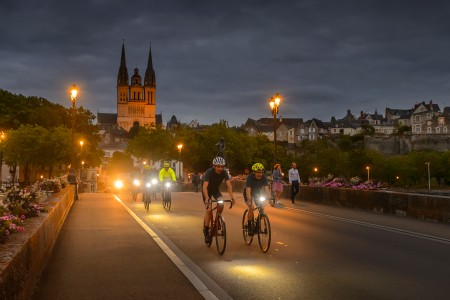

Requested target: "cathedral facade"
[{"left": 116, "top": 43, "right": 157, "bottom": 131}]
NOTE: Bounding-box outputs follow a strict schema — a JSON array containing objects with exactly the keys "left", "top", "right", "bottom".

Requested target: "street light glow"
[
  {"left": 177, "top": 144, "right": 183, "bottom": 151},
  {"left": 80, "top": 140, "right": 84, "bottom": 147},
  {"left": 70, "top": 84, "right": 78, "bottom": 101}
]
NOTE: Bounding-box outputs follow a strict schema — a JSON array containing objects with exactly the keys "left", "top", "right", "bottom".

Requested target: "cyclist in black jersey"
[{"left": 202, "top": 157, "right": 235, "bottom": 244}]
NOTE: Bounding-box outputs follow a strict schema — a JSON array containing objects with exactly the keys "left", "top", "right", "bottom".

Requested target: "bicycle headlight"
[
  {"left": 133, "top": 179, "right": 140, "bottom": 186},
  {"left": 114, "top": 180, "right": 123, "bottom": 189},
  {"left": 218, "top": 200, "right": 224, "bottom": 204},
  {"left": 146, "top": 182, "right": 151, "bottom": 188},
  {"left": 151, "top": 179, "right": 158, "bottom": 185},
  {"left": 165, "top": 182, "right": 171, "bottom": 188}
]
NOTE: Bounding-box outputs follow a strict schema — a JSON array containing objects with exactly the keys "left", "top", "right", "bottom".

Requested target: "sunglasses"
[{"left": 214, "top": 165, "right": 224, "bottom": 169}]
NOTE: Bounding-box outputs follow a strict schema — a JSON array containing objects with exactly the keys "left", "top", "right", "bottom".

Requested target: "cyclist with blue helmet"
[
  {"left": 244, "top": 163, "right": 270, "bottom": 236},
  {"left": 201, "top": 157, "right": 235, "bottom": 244}
]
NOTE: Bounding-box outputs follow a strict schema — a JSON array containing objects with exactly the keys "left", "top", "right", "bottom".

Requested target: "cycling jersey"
[{"left": 159, "top": 168, "right": 176, "bottom": 182}]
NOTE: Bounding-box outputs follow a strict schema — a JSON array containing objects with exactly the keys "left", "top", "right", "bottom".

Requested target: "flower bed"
[
  {"left": 308, "top": 174, "right": 382, "bottom": 190},
  {"left": 0, "top": 176, "right": 68, "bottom": 244}
]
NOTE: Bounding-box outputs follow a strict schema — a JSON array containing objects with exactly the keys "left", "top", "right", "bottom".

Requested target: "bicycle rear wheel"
[
  {"left": 206, "top": 219, "right": 213, "bottom": 247},
  {"left": 242, "top": 209, "right": 253, "bottom": 245},
  {"left": 215, "top": 215, "right": 227, "bottom": 255},
  {"left": 257, "top": 213, "right": 271, "bottom": 253}
]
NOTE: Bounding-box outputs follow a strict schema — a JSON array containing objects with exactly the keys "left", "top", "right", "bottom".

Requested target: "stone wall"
[
  {"left": 183, "top": 181, "right": 450, "bottom": 223},
  {"left": 365, "top": 134, "right": 450, "bottom": 155},
  {"left": 0, "top": 186, "right": 75, "bottom": 300}
]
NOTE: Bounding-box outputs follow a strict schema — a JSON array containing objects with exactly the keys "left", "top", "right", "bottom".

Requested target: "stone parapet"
[
  {"left": 182, "top": 181, "right": 450, "bottom": 223},
  {"left": 0, "top": 186, "right": 75, "bottom": 299}
]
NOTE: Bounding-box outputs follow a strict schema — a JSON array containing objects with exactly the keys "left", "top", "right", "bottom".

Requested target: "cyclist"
[
  {"left": 159, "top": 161, "right": 177, "bottom": 183},
  {"left": 244, "top": 163, "right": 270, "bottom": 236},
  {"left": 202, "top": 157, "right": 235, "bottom": 244}
]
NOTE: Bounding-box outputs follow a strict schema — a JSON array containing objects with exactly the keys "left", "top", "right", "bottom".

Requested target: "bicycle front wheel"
[
  {"left": 215, "top": 215, "right": 227, "bottom": 255},
  {"left": 165, "top": 192, "right": 171, "bottom": 210},
  {"left": 242, "top": 209, "right": 253, "bottom": 245},
  {"left": 257, "top": 213, "right": 271, "bottom": 253}
]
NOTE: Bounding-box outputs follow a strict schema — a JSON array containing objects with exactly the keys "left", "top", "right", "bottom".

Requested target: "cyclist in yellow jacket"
[{"left": 159, "top": 161, "right": 177, "bottom": 182}]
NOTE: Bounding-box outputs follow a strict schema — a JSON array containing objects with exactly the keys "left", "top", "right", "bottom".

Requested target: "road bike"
[
  {"left": 242, "top": 195, "right": 272, "bottom": 253},
  {"left": 161, "top": 180, "right": 173, "bottom": 210},
  {"left": 143, "top": 181, "right": 156, "bottom": 212},
  {"left": 132, "top": 179, "right": 141, "bottom": 201},
  {"left": 206, "top": 199, "right": 233, "bottom": 255}
]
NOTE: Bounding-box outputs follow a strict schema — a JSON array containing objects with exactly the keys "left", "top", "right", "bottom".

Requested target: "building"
[{"left": 116, "top": 43, "right": 157, "bottom": 132}]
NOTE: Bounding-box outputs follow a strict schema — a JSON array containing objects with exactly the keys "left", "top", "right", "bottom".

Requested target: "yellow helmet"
[
  {"left": 144, "top": 165, "right": 151, "bottom": 170},
  {"left": 252, "top": 163, "right": 265, "bottom": 172},
  {"left": 163, "top": 161, "right": 170, "bottom": 168}
]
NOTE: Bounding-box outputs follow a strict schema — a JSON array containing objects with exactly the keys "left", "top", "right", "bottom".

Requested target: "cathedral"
[{"left": 116, "top": 43, "right": 158, "bottom": 131}]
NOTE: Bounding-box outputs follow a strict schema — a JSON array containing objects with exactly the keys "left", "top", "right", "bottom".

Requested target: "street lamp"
[
  {"left": 269, "top": 93, "right": 281, "bottom": 166},
  {"left": 366, "top": 166, "right": 370, "bottom": 181},
  {"left": 70, "top": 84, "right": 78, "bottom": 167},
  {"left": 177, "top": 144, "right": 183, "bottom": 180},
  {"left": 0, "top": 131, "right": 5, "bottom": 185},
  {"left": 425, "top": 162, "right": 431, "bottom": 191}
]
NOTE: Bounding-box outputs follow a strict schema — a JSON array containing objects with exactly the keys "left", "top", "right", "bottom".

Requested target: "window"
[
  {"left": 415, "top": 115, "right": 420, "bottom": 122},
  {"left": 444, "top": 126, "right": 448, "bottom": 133},
  {"left": 415, "top": 124, "right": 421, "bottom": 133},
  {"left": 436, "top": 127, "right": 440, "bottom": 133},
  {"left": 427, "top": 113, "right": 431, "bottom": 119},
  {"left": 427, "top": 127, "right": 432, "bottom": 133},
  {"left": 438, "top": 117, "right": 445, "bottom": 125}
]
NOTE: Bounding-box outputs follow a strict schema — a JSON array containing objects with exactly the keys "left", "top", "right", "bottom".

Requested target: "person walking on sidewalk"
[
  {"left": 202, "top": 157, "right": 235, "bottom": 244},
  {"left": 289, "top": 162, "right": 301, "bottom": 203}
]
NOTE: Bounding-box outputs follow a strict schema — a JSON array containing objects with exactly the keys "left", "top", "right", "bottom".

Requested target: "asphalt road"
[{"left": 119, "top": 191, "right": 450, "bottom": 300}]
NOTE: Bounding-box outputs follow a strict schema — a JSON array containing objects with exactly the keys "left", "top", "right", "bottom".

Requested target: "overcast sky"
[{"left": 1, "top": 0, "right": 450, "bottom": 126}]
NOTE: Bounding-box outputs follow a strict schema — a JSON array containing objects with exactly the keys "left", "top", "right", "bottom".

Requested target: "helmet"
[
  {"left": 163, "top": 161, "right": 170, "bottom": 168},
  {"left": 212, "top": 157, "right": 226, "bottom": 166},
  {"left": 144, "top": 165, "right": 151, "bottom": 170},
  {"left": 252, "top": 163, "right": 265, "bottom": 172}
]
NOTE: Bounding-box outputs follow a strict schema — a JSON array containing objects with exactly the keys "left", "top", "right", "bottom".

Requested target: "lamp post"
[
  {"left": 425, "top": 162, "right": 431, "bottom": 191},
  {"left": 177, "top": 144, "right": 183, "bottom": 180},
  {"left": 269, "top": 93, "right": 281, "bottom": 166},
  {"left": 0, "top": 131, "right": 5, "bottom": 185},
  {"left": 366, "top": 166, "right": 370, "bottom": 181},
  {"left": 70, "top": 84, "right": 78, "bottom": 167}
]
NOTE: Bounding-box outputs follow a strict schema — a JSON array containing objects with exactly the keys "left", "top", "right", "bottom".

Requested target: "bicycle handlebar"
[{"left": 211, "top": 199, "right": 233, "bottom": 209}]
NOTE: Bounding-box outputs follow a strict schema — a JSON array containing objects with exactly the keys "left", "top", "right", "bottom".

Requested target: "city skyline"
[{"left": 1, "top": 0, "right": 450, "bottom": 126}]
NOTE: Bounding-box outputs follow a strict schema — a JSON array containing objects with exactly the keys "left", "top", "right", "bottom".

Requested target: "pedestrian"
[
  {"left": 272, "top": 164, "right": 283, "bottom": 204},
  {"left": 288, "top": 162, "right": 301, "bottom": 203},
  {"left": 192, "top": 172, "right": 201, "bottom": 193}
]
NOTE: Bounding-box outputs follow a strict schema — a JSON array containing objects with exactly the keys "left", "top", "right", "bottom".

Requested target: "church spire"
[
  {"left": 144, "top": 43, "right": 156, "bottom": 87},
  {"left": 117, "top": 42, "right": 129, "bottom": 86}
]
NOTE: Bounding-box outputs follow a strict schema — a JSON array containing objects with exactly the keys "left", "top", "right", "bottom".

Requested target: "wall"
[
  {"left": 0, "top": 186, "right": 75, "bottom": 299},
  {"left": 183, "top": 181, "right": 450, "bottom": 223}
]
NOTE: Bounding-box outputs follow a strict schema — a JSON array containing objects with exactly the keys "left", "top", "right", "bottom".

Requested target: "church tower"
[{"left": 116, "top": 43, "right": 157, "bottom": 131}]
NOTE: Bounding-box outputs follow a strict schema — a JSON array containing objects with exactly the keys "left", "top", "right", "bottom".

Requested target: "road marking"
[
  {"left": 282, "top": 206, "right": 450, "bottom": 245},
  {"left": 113, "top": 195, "right": 221, "bottom": 300}
]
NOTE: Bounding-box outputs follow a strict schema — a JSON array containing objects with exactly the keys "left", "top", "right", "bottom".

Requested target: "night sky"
[{"left": 1, "top": 0, "right": 450, "bottom": 126}]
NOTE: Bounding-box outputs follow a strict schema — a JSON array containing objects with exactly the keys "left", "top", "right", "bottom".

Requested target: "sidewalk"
[{"left": 32, "top": 193, "right": 203, "bottom": 300}]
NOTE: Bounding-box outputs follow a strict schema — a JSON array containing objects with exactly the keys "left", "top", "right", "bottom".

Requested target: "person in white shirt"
[{"left": 288, "top": 162, "right": 301, "bottom": 203}]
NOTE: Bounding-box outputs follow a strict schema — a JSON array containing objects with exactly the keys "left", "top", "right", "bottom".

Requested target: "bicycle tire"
[
  {"left": 215, "top": 215, "right": 227, "bottom": 255},
  {"left": 242, "top": 209, "right": 253, "bottom": 245},
  {"left": 257, "top": 213, "right": 271, "bottom": 253},
  {"left": 206, "top": 219, "right": 213, "bottom": 247},
  {"left": 165, "top": 191, "right": 171, "bottom": 210}
]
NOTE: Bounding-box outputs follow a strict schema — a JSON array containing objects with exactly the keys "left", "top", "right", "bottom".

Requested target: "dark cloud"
[{"left": 1, "top": 0, "right": 450, "bottom": 125}]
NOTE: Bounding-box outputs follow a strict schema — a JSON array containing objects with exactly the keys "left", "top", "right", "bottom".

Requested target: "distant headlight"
[
  {"left": 165, "top": 182, "right": 171, "bottom": 188},
  {"left": 114, "top": 180, "right": 123, "bottom": 189},
  {"left": 259, "top": 196, "right": 266, "bottom": 202},
  {"left": 151, "top": 179, "right": 158, "bottom": 185},
  {"left": 133, "top": 179, "right": 140, "bottom": 186},
  {"left": 146, "top": 182, "right": 151, "bottom": 188}
]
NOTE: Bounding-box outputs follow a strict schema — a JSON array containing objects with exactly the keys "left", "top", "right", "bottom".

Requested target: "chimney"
[{"left": 429, "top": 100, "right": 433, "bottom": 105}]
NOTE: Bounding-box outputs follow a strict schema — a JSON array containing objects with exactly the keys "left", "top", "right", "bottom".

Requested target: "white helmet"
[{"left": 212, "top": 157, "right": 226, "bottom": 166}]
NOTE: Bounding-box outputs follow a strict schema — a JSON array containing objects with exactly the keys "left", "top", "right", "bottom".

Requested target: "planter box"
[{"left": 0, "top": 186, "right": 75, "bottom": 299}]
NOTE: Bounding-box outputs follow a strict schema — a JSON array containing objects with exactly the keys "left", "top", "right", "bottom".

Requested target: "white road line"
[
  {"left": 113, "top": 195, "right": 220, "bottom": 300},
  {"left": 283, "top": 206, "right": 450, "bottom": 245}
]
